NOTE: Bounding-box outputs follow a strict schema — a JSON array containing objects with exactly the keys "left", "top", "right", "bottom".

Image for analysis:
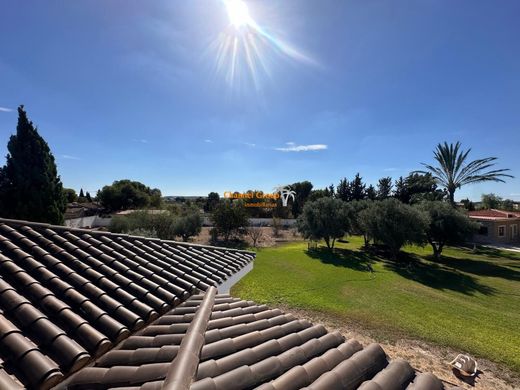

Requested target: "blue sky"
[{"left": 1, "top": 1, "right": 519, "bottom": 200}]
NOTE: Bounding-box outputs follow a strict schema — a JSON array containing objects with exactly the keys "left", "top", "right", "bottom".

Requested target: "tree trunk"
[
  {"left": 324, "top": 237, "right": 331, "bottom": 248},
  {"left": 448, "top": 186, "right": 456, "bottom": 206}
]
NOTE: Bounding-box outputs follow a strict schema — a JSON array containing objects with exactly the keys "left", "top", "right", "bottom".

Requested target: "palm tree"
[{"left": 416, "top": 142, "right": 513, "bottom": 205}]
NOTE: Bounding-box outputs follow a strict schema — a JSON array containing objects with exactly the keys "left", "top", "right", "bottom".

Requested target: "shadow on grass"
[
  {"left": 472, "top": 245, "right": 520, "bottom": 261},
  {"left": 384, "top": 252, "right": 496, "bottom": 296},
  {"left": 305, "top": 247, "right": 376, "bottom": 272},
  {"left": 429, "top": 255, "right": 520, "bottom": 282}
]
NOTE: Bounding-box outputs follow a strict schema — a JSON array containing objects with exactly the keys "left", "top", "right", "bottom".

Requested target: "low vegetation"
[
  {"left": 109, "top": 206, "right": 202, "bottom": 242},
  {"left": 232, "top": 238, "right": 520, "bottom": 373}
]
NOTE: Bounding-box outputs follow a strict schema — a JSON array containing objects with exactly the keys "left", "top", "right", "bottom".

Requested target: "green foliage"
[
  {"left": 481, "top": 193, "right": 502, "bottom": 210},
  {"left": 394, "top": 173, "right": 445, "bottom": 204},
  {"left": 336, "top": 177, "right": 351, "bottom": 201},
  {"left": 0, "top": 106, "right": 66, "bottom": 224},
  {"left": 366, "top": 184, "right": 377, "bottom": 201},
  {"left": 211, "top": 200, "right": 249, "bottom": 241},
  {"left": 347, "top": 200, "right": 373, "bottom": 246},
  {"left": 417, "top": 141, "right": 513, "bottom": 204},
  {"left": 109, "top": 211, "right": 176, "bottom": 240},
  {"left": 172, "top": 207, "right": 202, "bottom": 241},
  {"left": 350, "top": 173, "right": 366, "bottom": 201},
  {"left": 460, "top": 198, "right": 475, "bottom": 211},
  {"left": 377, "top": 177, "right": 393, "bottom": 200},
  {"left": 204, "top": 192, "right": 220, "bottom": 212},
  {"left": 98, "top": 180, "right": 162, "bottom": 211},
  {"left": 360, "top": 198, "right": 428, "bottom": 258},
  {"left": 63, "top": 188, "right": 78, "bottom": 203},
  {"left": 416, "top": 201, "right": 478, "bottom": 259},
  {"left": 289, "top": 181, "right": 313, "bottom": 217},
  {"left": 297, "top": 197, "right": 350, "bottom": 249}
]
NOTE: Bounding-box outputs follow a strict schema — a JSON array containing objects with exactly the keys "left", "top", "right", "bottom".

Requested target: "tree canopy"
[
  {"left": 417, "top": 141, "right": 513, "bottom": 204},
  {"left": 360, "top": 198, "right": 428, "bottom": 259},
  {"left": 0, "top": 106, "right": 66, "bottom": 224},
  {"left": 416, "top": 201, "right": 477, "bottom": 259},
  {"left": 297, "top": 197, "right": 350, "bottom": 249},
  {"left": 98, "top": 180, "right": 162, "bottom": 211}
]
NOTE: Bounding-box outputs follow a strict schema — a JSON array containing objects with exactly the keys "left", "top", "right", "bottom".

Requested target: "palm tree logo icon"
[{"left": 275, "top": 186, "right": 296, "bottom": 207}]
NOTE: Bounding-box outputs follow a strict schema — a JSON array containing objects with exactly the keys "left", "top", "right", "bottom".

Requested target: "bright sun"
[{"left": 224, "top": 0, "right": 252, "bottom": 28}]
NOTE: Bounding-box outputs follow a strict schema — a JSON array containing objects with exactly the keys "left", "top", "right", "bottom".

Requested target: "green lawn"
[{"left": 231, "top": 237, "right": 520, "bottom": 372}]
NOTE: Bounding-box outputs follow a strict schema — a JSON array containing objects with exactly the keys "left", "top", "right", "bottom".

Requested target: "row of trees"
[
  {"left": 297, "top": 197, "right": 477, "bottom": 259},
  {"left": 109, "top": 205, "right": 202, "bottom": 242},
  {"left": 0, "top": 106, "right": 513, "bottom": 228},
  {"left": 63, "top": 188, "right": 93, "bottom": 203}
]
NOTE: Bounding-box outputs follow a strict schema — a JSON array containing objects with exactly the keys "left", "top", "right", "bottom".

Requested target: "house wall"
[{"left": 473, "top": 218, "right": 520, "bottom": 244}]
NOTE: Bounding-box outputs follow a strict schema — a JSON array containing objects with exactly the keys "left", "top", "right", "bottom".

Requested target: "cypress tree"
[{"left": 0, "top": 106, "right": 66, "bottom": 224}]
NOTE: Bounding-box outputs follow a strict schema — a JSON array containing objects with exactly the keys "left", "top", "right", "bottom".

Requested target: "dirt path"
[{"left": 280, "top": 306, "right": 519, "bottom": 390}]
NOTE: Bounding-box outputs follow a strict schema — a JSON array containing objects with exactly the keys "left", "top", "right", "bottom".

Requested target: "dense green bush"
[{"left": 98, "top": 180, "right": 162, "bottom": 211}]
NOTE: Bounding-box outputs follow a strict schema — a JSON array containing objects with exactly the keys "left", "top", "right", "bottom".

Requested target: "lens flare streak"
[{"left": 213, "top": 0, "right": 316, "bottom": 90}]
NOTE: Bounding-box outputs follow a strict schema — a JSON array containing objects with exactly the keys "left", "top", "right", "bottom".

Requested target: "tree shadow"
[
  {"left": 470, "top": 245, "right": 520, "bottom": 261},
  {"left": 429, "top": 255, "right": 520, "bottom": 282},
  {"left": 305, "top": 247, "right": 377, "bottom": 272},
  {"left": 383, "top": 252, "right": 496, "bottom": 296}
]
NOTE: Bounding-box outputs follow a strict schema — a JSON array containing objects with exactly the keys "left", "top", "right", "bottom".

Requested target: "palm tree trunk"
[{"left": 448, "top": 186, "right": 456, "bottom": 206}]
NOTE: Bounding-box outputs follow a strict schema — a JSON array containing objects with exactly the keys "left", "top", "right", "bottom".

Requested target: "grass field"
[{"left": 231, "top": 237, "right": 520, "bottom": 373}]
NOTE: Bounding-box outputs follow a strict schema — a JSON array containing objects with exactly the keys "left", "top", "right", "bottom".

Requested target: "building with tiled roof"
[
  {"left": 0, "top": 218, "right": 458, "bottom": 389},
  {"left": 468, "top": 209, "right": 520, "bottom": 245}
]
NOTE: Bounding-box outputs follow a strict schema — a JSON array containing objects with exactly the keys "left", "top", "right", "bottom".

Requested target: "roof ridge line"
[
  {"left": 162, "top": 286, "right": 217, "bottom": 390},
  {"left": 0, "top": 217, "right": 256, "bottom": 254}
]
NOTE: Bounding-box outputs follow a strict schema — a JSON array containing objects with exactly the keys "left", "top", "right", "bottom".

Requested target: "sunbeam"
[{"left": 212, "top": 0, "right": 316, "bottom": 90}]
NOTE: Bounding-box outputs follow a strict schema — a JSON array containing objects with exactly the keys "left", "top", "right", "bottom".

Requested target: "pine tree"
[
  {"left": 351, "top": 173, "right": 366, "bottom": 201},
  {"left": 336, "top": 178, "right": 351, "bottom": 201},
  {"left": 86, "top": 191, "right": 92, "bottom": 202},
  {"left": 366, "top": 185, "right": 377, "bottom": 200},
  {"left": 0, "top": 106, "right": 66, "bottom": 224},
  {"left": 393, "top": 176, "right": 409, "bottom": 203},
  {"left": 79, "top": 188, "right": 85, "bottom": 198},
  {"left": 377, "top": 177, "right": 393, "bottom": 200}
]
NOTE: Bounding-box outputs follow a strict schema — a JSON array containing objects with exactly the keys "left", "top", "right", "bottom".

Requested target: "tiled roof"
[
  {"left": 0, "top": 218, "right": 254, "bottom": 389},
  {"left": 468, "top": 209, "right": 520, "bottom": 220},
  {"left": 60, "top": 291, "right": 451, "bottom": 390}
]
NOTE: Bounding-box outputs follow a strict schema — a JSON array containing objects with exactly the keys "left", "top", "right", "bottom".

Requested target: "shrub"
[
  {"left": 109, "top": 211, "right": 176, "bottom": 240},
  {"left": 211, "top": 200, "right": 249, "bottom": 241},
  {"left": 247, "top": 226, "right": 264, "bottom": 247},
  {"left": 360, "top": 198, "right": 428, "bottom": 259},
  {"left": 297, "top": 197, "right": 350, "bottom": 249}
]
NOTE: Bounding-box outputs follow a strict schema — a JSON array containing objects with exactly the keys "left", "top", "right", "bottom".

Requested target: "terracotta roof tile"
[{"left": 0, "top": 218, "right": 254, "bottom": 389}]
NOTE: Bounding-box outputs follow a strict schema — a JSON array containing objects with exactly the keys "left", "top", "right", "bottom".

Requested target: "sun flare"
[
  {"left": 224, "top": 0, "right": 252, "bottom": 28},
  {"left": 213, "top": 0, "right": 316, "bottom": 90}
]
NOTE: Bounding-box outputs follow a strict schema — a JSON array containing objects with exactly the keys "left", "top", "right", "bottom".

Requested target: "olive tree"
[
  {"left": 173, "top": 207, "right": 202, "bottom": 242},
  {"left": 211, "top": 200, "right": 249, "bottom": 241},
  {"left": 416, "top": 201, "right": 478, "bottom": 259},
  {"left": 297, "top": 197, "right": 350, "bottom": 249},
  {"left": 360, "top": 198, "right": 428, "bottom": 259}
]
